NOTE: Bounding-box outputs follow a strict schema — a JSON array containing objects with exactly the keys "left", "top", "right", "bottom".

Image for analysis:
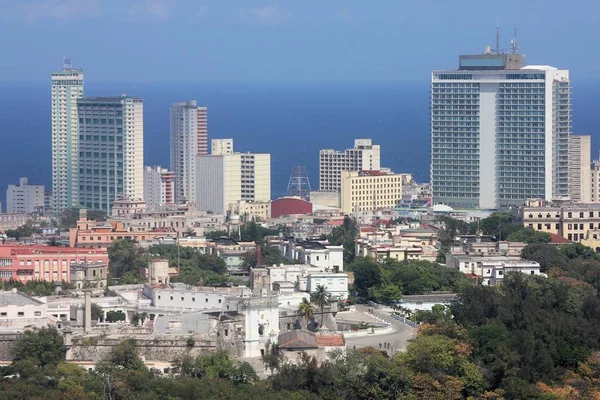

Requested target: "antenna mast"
[
  {"left": 510, "top": 27, "right": 519, "bottom": 54},
  {"left": 285, "top": 166, "right": 311, "bottom": 200},
  {"left": 495, "top": 25, "right": 500, "bottom": 54}
]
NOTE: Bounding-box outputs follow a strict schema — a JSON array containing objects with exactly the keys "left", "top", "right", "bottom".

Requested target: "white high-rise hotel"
[
  {"left": 170, "top": 100, "right": 208, "bottom": 204},
  {"left": 51, "top": 59, "right": 84, "bottom": 212},
  {"left": 431, "top": 47, "right": 571, "bottom": 209}
]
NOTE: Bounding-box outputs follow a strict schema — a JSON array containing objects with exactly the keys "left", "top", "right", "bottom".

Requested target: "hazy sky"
[{"left": 0, "top": 0, "right": 597, "bottom": 82}]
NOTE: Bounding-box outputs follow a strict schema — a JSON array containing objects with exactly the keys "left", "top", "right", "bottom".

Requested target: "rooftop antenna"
[
  {"left": 285, "top": 166, "right": 311, "bottom": 200},
  {"left": 510, "top": 27, "right": 519, "bottom": 54},
  {"left": 63, "top": 56, "right": 72, "bottom": 70},
  {"left": 495, "top": 24, "right": 500, "bottom": 54}
]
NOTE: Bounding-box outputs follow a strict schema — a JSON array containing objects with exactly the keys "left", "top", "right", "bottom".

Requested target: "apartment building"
[
  {"left": 197, "top": 139, "right": 271, "bottom": 214},
  {"left": 51, "top": 59, "right": 84, "bottom": 213},
  {"left": 513, "top": 199, "right": 600, "bottom": 242},
  {"left": 307, "top": 273, "right": 349, "bottom": 300},
  {"left": 77, "top": 95, "right": 144, "bottom": 214},
  {"left": 170, "top": 100, "right": 208, "bottom": 204},
  {"left": 0, "top": 290, "right": 49, "bottom": 330},
  {"left": 592, "top": 156, "right": 600, "bottom": 203},
  {"left": 0, "top": 245, "right": 108, "bottom": 283},
  {"left": 319, "top": 139, "right": 380, "bottom": 192},
  {"left": 340, "top": 170, "right": 412, "bottom": 214},
  {"left": 272, "top": 239, "right": 344, "bottom": 272},
  {"left": 6, "top": 177, "right": 45, "bottom": 214},
  {"left": 568, "top": 135, "right": 592, "bottom": 203},
  {"left": 431, "top": 50, "right": 571, "bottom": 209},
  {"left": 143, "top": 166, "right": 175, "bottom": 207}
]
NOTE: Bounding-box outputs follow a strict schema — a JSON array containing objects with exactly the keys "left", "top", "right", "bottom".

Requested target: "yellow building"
[{"left": 340, "top": 171, "right": 411, "bottom": 214}]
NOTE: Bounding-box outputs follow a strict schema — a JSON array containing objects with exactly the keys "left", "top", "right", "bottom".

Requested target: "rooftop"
[{"left": 0, "top": 291, "right": 44, "bottom": 306}]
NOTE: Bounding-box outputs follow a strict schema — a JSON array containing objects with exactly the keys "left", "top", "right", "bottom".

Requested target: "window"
[
  {"left": 34, "top": 311, "right": 41, "bottom": 316},
  {"left": 205, "top": 298, "right": 208, "bottom": 303},
  {"left": 224, "top": 329, "right": 229, "bottom": 337},
  {"left": 568, "top": 212, "right": 572, "bottom": 218},
  {"left": 170, "top": 296, "right": 173, "bottom": 301},
  {"left": 218, "top": 299, "right": 222, "bottom": 304},
  {"left": 158, "top": 295, "right": 161, "bottom": 300},
  {"left": 192, "top": 298, "right": 195, "bottom": 302},
  {"left": 0, "top": 312, "right": 6, "bottom": 317},
  {"left": 531, "top": 271, "right": 535, "bottom": 275},
  {"left": 498, "top": 271, "right": 503, "bottom": 276},
  {"left": 181, "top": 297, "right": 184, "bottom": 301},
  {"left": 258, "top": 325, "right": 265, "bottom": 336},
  {"left": 17, "top": 312, "right": 24, "bottom": 317}
]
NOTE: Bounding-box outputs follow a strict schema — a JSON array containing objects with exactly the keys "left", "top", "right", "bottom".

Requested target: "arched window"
[{"left": 258, "top": 324, "right": 265, "bottom": 336}]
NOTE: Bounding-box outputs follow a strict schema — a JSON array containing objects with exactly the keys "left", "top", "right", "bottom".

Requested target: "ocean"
[{"left": 0, "top": 80, "right": 598, "bottom": 211}]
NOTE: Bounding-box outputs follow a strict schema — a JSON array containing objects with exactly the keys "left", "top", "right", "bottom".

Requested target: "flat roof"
[{"left": 0, "top": 291, "right": 44, "bottom": 306}]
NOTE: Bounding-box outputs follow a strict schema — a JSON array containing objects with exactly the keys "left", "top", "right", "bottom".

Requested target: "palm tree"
[
  {"left": 297, "top": 298, "right": 316, "bottom": 329},
  {"left": 311, "top": 285, "right": 331, "bottom": 327}
]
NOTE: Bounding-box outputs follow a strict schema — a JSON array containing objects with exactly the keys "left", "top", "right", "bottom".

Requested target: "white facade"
[
  {"left": 319, "top": 139, "right": 381, "bottom": 192},
  {"left": 432, "top": 54, "right": 571, "bottom": 209},
  {"left": 197, "top": 154, "right": 242, "bottom": 214},
  {"left": 307, "top": 273, "right": 349, "bottom": 300},
  {"left": 240, "top": 296, "right": 280, "bottom": 358},
  {"left": 51, "top": 61, "right": 84, "bottom": 212},
  {"left": 6, "top": 177, "right": 45, "bottom": 214},
  {"left": 276, "top": 241, "right": 345, "bottom": 272},
  {"left": 142, "top": 284, "right": 250, "bottom": 311},
  {"left": 568, "top": 135, "right": 592, "bottom": 203},
  {"left": 0, "top": 290, "right": 48, "bottom": 330},
  {"left": 241, "top": 153, "right": 271, "bottom": 202},
  {"left": 170, "top": 100, "right": 208, "bottom": 204},
  {"left": 212, "top": 138, "right": 233, "bottom": 155},
  {"left": 446, "top": 254, "right": 545, "bottom": 286},
  {"left": 144, "top": 166, "right": 175, "bottom": 207}
]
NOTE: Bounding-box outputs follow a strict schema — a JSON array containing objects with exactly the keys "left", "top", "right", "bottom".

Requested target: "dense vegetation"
[
  {"left": 59, "top": 208, "right": 107, "bottom": 229},
  {"left": 0, "top": 279, "right": 56, "bottom": 296},
  {"left": 327, "top": 216, "right": 358, "bottom": 263},
  {"left": 205, "top": 221, "right": 284, "bottom": 242},
  {"left": 348, "top": 257, "right": 472, "bottom": 303},
  {"left": 108, "top": 239, "right": 230, "bottom": 286},
  {"left": 242, "top": 244, "right": 287, "bottom": 269}
]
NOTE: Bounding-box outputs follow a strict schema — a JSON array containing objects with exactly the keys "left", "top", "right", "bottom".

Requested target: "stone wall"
[{"left": 0, "top": 333, "right": 21, "bottom": 362}]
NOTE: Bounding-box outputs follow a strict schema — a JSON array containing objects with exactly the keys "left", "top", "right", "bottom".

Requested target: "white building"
[
  {"left": 197, "top": 139, "right": 271, "bottom": 214},
  {"left": 445, "top": 254, "right": 545, "bottom": 286},
  {"left": 275, "top": 240, "right": 345, "bottom": 272},
  {"left": 307, "top": 273, "right": 349, "bottom": 300},
  {"left": 6, "top": 177, "right": 45, "bottom": 214},
  {"left": 142, "top": 284, "right": 251, "bottom": 311},
  {"left": 143, "top": 166, "right": 175, "bottom": 207},
  {"left": 319, "top": 139, "right": 381, "bottom": 192},
  {"left": 51, "top": 59, "right": 84, "bottom": 212},
  {"left": 77, "top": 96, "right": 144, "bottom": 213},
  {"left": 170, "top": 100, "right": 208, "bottom": 204},
  {"left": 431, "top": 50, "right": 571, "bottom": 209},
  {"left": 394, "top": 293, "right": 458, "bottom": 312},
  {"left": 212, "top": 138, "right": 233, "bottom": 155},
  {"left": 0, "top": 290, "right": 48, "bottom": 330},
  {"left": 568, "top": 135, "right": 592, "bottom": 203}
]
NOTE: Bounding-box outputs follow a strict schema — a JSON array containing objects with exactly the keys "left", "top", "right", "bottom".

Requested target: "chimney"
[
  {"left": 84, "top": 291, "right": 92, "bottom": 333},
  {"left": 256, "top": 244, "right": 262, "bottom": 267}
]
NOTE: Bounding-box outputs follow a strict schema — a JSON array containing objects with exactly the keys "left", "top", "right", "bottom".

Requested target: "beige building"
[
  {"left": 568, "top": 135, "right": 592, "bottom": 203},
  {"left": 227, "top": 200, "right": 270, "bottom": 221},
  {"left": 513, "top": 199, "right": 600, "bottom": 242},
  {"left": 69, "top": 262, "right": 108, "bottom": 289},
  {"left": 341, "top": 171, "right": 412, "bottom": 214},
  {"left": 319, "top": 139, "right": 381, "bottom": 192},
  {"left": 197, "top": 139, "right": 270, "bottom": 214}
]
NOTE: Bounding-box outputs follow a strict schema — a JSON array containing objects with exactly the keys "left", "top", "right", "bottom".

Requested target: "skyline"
[{"left": 0, "top": 0, "right": 598, "bottom": 82}]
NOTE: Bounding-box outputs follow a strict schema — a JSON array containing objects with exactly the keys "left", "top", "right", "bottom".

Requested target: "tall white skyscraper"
[
  {"left": 431, "top": 48, "right": 571, "bottom": 209},
  {"left": 319, "top": 139, "right": 381, "bottom": 192},
  {"left": 77, "top": 96, "right": 144, "bottom": 213},
  {"left": 568, "top": 135, "right": 592, "bottom": 203},
  {"left": 170, "top": 100, "right": 208, "bottom": 204},
  {"left": 51, "top": 59, "right": 84, "bottom": 213}
]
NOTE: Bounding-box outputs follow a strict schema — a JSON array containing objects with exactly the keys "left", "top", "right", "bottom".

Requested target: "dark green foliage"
[
  {"left": 105, "top": 310, "right": 126, "bottom": 322},
  {"left": 205, "top": 222, "right": 281, "bottom": 242},
  {"left": 12, "top": 327, "right": 65, "bottom": 367},
  {"left": 347, "top": 257, "right": 382, "bottom": 298},
  {"left": 521, "top": 243, "right": 570, "bottom": 272},
  {"left": 242, "top": 244, "right": 286, "bottom": 269},
  {"left": 107, "top": 238, "right": 147, "bottom": 282},
  {"left": 59, "top": 208, "right": 107, "bottom": 229},
  {"left": 90, "top": 303, "right": 103, "bottom": 321},
  {"left": 327, "top": 216, "right": 358, "bottom": 263},
  {"left": 5, "top": 224, "right": 39, "bottom": 240},
  {"left": 506, "top": 227, "right": 551, "bottom": 243},
  {"left": 0, "top": 279, "right": 55, "bottom": 296}
]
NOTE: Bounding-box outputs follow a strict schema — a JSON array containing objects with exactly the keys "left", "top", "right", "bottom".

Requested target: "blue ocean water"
[{"left": 0, "top": 80, "right": 599, "bottom": 211}]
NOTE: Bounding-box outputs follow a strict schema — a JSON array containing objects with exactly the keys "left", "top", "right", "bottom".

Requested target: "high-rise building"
[
  {"left": 77, "top": 96, "right": 144, "bottom": 214},
  {"left": 51, "top": 59, "right": 84, "bottom": 213},
  {"left": 319, "top": 139, "right": 380, "bottom": 192},
  {"left": 6, "top": 178, "right": 45, "bottom": 214},
  {"left": 196, "top": 139, "right": 270, "bottom": 214},
  {"left": 170, "top": 100, "right": 208, "bottom": 204},
  {"left": 568, "top": 135, "right": 592, "bottom": 203},
  {"left": 340, "top": 171, "right": 412, "bottom": 214},
  {"left": 144, "top": 166, "right": 175, "bottom": 207},
  {"left": 431, "top": 48, "right": 571, "bottom": 209},
  {"left": 591, "top": 154, "right": 600, "bottom": 203}
]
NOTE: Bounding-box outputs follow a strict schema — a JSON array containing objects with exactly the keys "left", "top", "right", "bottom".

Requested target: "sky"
[{"left": 0, "top": 0, "right": 598, "bottom": 82}]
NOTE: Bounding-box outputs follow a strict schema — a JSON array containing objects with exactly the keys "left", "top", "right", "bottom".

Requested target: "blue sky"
[{"left": 0, "top": 0, "right": 597, "bottom": 82}]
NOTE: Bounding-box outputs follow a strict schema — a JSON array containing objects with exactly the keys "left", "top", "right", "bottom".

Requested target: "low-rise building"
[
  {"left": 228, "top": 200, "right": 271, "bottom": 221},
  {"left": 0, "top": 213, "right": 31, "bottom": 232},
  {"left": 445, "top": 253, "right": 544, "bottom": 286},
  {"left": 142, "top": 283, "right": 251, "bottom": 311},
  {"left": 0, "top": 290, "right": 48, "bottom": 330},
  {"left": 513, "top": 199, "right": 600, "bottom": 242},
  {"left": 394, "top": 293, "right": 457, "bottom": 312},
  {"left": 69, "top": 262, "right": 108, "bottom": 289},
  {"left": 307, "top": 273, "right": 349, "bottom": 300},
  {"left": 277, "top": 330, "right": 345, "bottom": 363},
  {"left": 0, "top": 245, "right": 108, "bottom": 283},
  {"left": 340, "top": 170, "right": 413, "bottom": 214},
  {"left": 272, "top": 239, "right": 344, "bottom": 272}
]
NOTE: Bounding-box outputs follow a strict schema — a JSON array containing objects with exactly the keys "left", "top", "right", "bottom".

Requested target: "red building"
[
  {"left": 0, "top": 245, "right": 109, "bottom": 283},
  {"left": 271, "top": 197, "right": 313, "bottom": 218}
]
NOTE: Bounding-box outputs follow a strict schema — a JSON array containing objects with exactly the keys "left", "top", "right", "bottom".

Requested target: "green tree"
[
  {"left": 12, "top": 327, "right": 65, "bottom": 367},
  {"left": 100, "top": 339, "right": 147, "bottom": 372},
  {"left": 297, "top": 298, "right": 316, "bottom": 329},
  {"left": 521, "top": 243, "right": 570, "bottom": 272},
  {"left": 506, "top": 227, "right": 551, "bottom": 244},
  {"left": 327, "top": 216, "right": 357, "bottom": 263},
  {"left": 241, "top": 244, "right": 286, "bottom": 269},
  {"left": 348, "top": 257, "right": 382, "bottom": 298},
  {"left": 105, "top": 310, "right": 126, "bottom": 323},
  {"left": 108, "top": 238, "right": 146, "bottom": 280},
  {"left": 310, "top": 285, "right": 331, "bottom": 327},
  {"left": 368, "top": 283, "right": 402, "bottom": 304},
  {"left": 90, "top": 303, "right": 103, "bottom": 321}
]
